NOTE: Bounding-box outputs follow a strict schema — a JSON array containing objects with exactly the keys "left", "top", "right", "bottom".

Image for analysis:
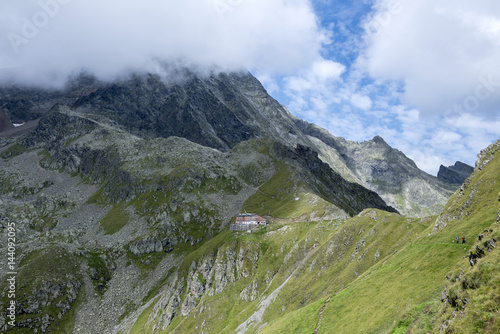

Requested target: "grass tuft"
[{"left": 99, "top": 204, "right": 129, "bottom": 235}]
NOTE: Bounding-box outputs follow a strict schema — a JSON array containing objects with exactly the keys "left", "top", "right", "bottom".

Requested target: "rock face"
[
  {"left": 0, "top": 108, "right": 14, "bottom": 132},
  {"left": 294, "top": 118, "right": 456, "bottom": 217},
  {"left": 0, "top": 74, "right": 100, "bottom": 123},
  {"left": 71, "top": 70, "right": 307, "bottom": 152},
  {"left": 129, "top": 237, "right": 178, "bottom": 256},
  {"left": 16, "top": 279, "right": 81, "bottom": 333},
  {"left": 272, "top": 142, "right": 398, "bottom": 216},
  {"left": 438, "top": 161, "right": 474, "bottom": 185},
  {"left": 145, "top": 243, "right": 260, "bottom": 332}
]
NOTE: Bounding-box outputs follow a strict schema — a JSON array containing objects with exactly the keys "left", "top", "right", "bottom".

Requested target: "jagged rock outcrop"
[
  {"left": 147, "top": 273, "right": 185, "bottom": 332},
  {"left": 211, "top": 246, "right": 237, "bottom": 295},
  {"left": 182, "top": 261, "right": 208, "bottom": 316},
  {"left": 476, "top": 139, "right": 500, "bottom": 171},
  {"left": 144, "top": 242, "right": 261, "bottom": 329},
  {"left": 129, "top": 236, "right": 178, "bottom": 256},
  {"left": 438, "top": 161, "right": 474, "bottom": 184},
  {"left": 15, "top": 279, "right": 81, "bottom": 333},
  {"left": 468, "top": 237, "right": 496, "bottom": 267},
  {"left": 240, "top": 280, "right": 259, "bottom": 302}
]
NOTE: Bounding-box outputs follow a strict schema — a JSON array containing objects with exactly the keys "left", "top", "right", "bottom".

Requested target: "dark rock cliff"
[
  {"left": 437, "top": 161, "right": 474, "bottom": 185},
  {"left": 71, "top": 71, "right": 305, "bottom": 151},
  {"left": 272, "top": 142, "right": 398, "bottom": 216}
]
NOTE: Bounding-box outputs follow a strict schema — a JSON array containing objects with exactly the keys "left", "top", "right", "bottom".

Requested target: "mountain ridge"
[
  {"left": 293, "top": 117, "right": 456, "bottom": 217},
  {"left": 1, "top": 69, "right": 456, "bottom": 217}
]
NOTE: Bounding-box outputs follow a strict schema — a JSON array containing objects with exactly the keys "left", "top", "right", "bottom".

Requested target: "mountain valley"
[{"left": 0, "top": 69, "right": 497, "bottom": 334}]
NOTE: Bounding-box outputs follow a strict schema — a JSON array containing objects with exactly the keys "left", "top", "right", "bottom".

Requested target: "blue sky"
[
  {"left": 1, "top": 0, "right": 499, "bottom": 174},
  {"left": 255, "top": 0, "right": 500, "bottom": 174}
]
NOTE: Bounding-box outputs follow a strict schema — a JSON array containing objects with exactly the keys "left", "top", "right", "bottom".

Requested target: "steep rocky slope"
[
  {"left": 70, "top": 70, "right": 308, "bottom": 152},
  {"left": 294, "top": 118, "right": 457, "bottom": 217}
]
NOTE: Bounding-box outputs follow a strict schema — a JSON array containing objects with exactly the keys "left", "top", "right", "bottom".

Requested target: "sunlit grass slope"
[{"left": 260, "top": 140, "right": 500, "bottom": 333}]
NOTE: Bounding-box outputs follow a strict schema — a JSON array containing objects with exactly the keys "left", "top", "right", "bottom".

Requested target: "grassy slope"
[
  {"left": 132, "top": 170, "right": 495, "bottom": 334},
  {"left": 425, "top": 140, "right": 500, "bottom": 333},
  {"left": 142, "top": 223, "right": 327, "bottom": 334},
  {"left": 99, "top": 203, "right": 130, "bottom": 235},
  {"left": 242, "top": 163, "right": 343, "bottom": 220},
  {"left": 260, "top": 140, "right": 500, "bottom": 334},
  {"left": 141, "top": 210, "right": 432, "bottom": 334},
  {"left": 0, "top": 248, "right": 84, "bottom": 333},
  {"left": 257, "top": 214, "right": 448, "bottom": 334},
  {"left": 150, "top": 140, "right": 499, "bottom": 334}
]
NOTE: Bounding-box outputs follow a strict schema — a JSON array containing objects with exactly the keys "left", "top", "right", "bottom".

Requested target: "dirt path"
[
  {"left": 235, "top": 244, "right": 319, "bottom": 334},
  {"left": 314, "top": 296, "right": 331, "bottom": 334}
]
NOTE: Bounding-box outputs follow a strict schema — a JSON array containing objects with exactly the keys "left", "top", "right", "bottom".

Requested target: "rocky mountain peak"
[
  {"left": 437, "top": 161, "right": 474, "bottom": 185},
  {"left": 2, "top": 64, "right": 494, "bottom": 334},
  {"left": 65, "top": 70, "right": 307, "bottom": 152},
  {"left": 371, "top": 135, "right": 388, "bottom": 146}
]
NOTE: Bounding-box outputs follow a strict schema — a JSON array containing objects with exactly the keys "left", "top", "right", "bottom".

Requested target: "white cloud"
[
  {"left": 350, "top": 93, "right": 372, "bottom": 110},
  {"left": 302, "top": 0, "right": 500, "bottom": 174},
  {"left": 311, "top": 59, "right": 346, "bottom": 81},
  {"left": 255, "top": 72, "right": 280, "bottom": 95},
  {"left": 276, "top": 0, "right": 500, "bottom": 176},
  {"left": 283, "top": 58, "right": 345, "bottom": 115},
  {"left": 0, "top": 0, "right": 328, "bottom": 86},
  {"left": 362, "top": 0, "right": 500, "bottom": 117},
  {"left": 406, "top": 151, "right": 448, "bottom": 176}
]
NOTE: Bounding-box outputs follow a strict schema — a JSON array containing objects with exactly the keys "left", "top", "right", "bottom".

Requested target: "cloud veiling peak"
[{"left": 0, "top": 0, "right": 327, "bottom": 87}]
